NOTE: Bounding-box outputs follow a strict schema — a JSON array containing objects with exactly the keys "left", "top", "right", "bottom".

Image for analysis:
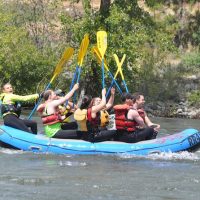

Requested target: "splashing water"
[{"left": 118, "top": 151, "right": 200, "bottom": 161}]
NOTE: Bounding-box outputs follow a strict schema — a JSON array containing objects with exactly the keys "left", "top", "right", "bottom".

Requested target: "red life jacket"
[
  {"left": 114, "top": 105, "right": 145, "bottom": 132},
  {"left": 40, "top": 105, "right": 62, "bottom": 125},
  {"left": 87, "top": 108, "right": 100, "bottom": 128},
  {"left": 41, "top": 113, "right": 61, "bottom": 125}
]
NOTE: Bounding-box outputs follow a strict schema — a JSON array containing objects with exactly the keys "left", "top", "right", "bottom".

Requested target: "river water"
[{"left": 0, "top": 116, "right": 200, "bottom": 200}]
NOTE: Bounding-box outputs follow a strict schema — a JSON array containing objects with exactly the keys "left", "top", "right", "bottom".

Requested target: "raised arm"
[
  {"left": 10, "top": 93, "right": 39, "bottom": 103},
  {"left": 52, "top": 83, "right": 79, "bottom": 107},
  {"left": 92, "top": 88, "right": 107, "bottom": 114},
  {"left": 106, "top": 87, "right": 115, "bottom": 110}
]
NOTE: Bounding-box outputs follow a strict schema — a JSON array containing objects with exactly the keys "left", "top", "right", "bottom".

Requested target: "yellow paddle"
[
  {"left": 92, "top": 46, "right": 109, "bottom": 70},
  {"left": 97, "top": 31, "right": 107, "bottom": 88},
  {"left": 28, "top": 47, "right": 74, "bottom": 119},
  {"left": 69, "top": 34, "right": 89, "bottom": 106},
  {"left": 92, "top": 46, "right": 122, "bottom": 95},
  {"left": 76, "top": 34, "right": 89, "bottom": 83},
  {"left": 78, "top": 34, "right": 89, "bottom": 67},
  {"left": 113, "top": 54, "right": 129, "bottom": 92},
  {"left": 50, "top": 47, "right": 74, "bottom": 83}
]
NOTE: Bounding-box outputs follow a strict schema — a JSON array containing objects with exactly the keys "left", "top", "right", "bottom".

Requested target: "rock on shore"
[{"left": 146, "top": 101, "right": 200, "bottom": 119}]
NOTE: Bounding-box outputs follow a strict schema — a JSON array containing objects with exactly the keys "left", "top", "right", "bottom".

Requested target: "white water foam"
[
  {"left": 0, "top": 148, "right": 23, "bottom": 154},
  {"left": 59, "top": 160, "right": 87, "bottom": 167},
  {"left": 119, "top": 151, "right": 200, "bottom": 161}
]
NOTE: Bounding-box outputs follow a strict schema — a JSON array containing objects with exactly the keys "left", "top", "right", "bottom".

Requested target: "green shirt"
[
  {"left": 0, "top": 93, "right": 39, "bottom": 104},
  {"left": 44, "top": 123, "right": 61, "bottom": 138},
  {"left": 0, "top": 93, "right": 39, "bottom": 117}
]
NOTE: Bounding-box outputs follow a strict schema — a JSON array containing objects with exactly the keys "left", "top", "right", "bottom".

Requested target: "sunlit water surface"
[{"left": 0, "top": 115, "right": 200, "bottom": 200}]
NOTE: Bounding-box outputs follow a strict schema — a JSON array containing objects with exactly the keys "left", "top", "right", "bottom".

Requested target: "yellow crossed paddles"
[
  {"left": 113, "top": 54, "right": 129, "bottom": 92},
  {"left": 92, "top": 46, "right": 123, "bottom": 95}
]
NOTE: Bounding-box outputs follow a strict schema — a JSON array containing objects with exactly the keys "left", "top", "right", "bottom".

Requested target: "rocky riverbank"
[{"left": 146, "top": 101, "right": 200, "bottom": 119}]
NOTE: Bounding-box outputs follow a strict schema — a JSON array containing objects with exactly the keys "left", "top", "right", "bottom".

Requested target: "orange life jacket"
[{"left": 114, "top": 104, "right": 146, "bottom": 132}]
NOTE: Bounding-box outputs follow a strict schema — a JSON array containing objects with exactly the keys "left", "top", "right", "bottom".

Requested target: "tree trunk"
[{"left": 100, "top": 0, "right": 111, "bottom": 16}]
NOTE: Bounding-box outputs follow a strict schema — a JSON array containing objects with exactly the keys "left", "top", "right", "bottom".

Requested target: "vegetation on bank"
[{"left": 0, "top": 0, "right": 200, "bottom": 104}]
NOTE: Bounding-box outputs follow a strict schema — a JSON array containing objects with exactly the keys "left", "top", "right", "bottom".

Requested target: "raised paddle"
[
  {"left": 106, "top": 54, "right": 129, "bottom": 96},
  {"left": 69, "top": 34, "right": 89, "bottom": 91},
  {"left": 113, "top": 54, "right": 128, "bottom": 92},
  {"left": 68, "top": 34, "right": 89, "bottom": 106},
  {"left": 97, "top": 31, "right": 107, "bottom": 89},
  {"left": 106, "top": 54, "right": 128, "bottom": 96},
  {"left": 92, "top": 46, "right": 122, "bottom": 95},
  {"left": 76, "top": 33, "right": 89, "bottom": 83},
  {"left": 28, "top": 47, "right": 74, "bottom": 119}
]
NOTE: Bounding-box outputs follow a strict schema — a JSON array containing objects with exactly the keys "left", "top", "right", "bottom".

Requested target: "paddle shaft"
[
  {"left": 28, "top": 82, "right": 52, "bottom": 119},
  {"left": 106, "top": 71, "right": 123, "bottom": 97}
]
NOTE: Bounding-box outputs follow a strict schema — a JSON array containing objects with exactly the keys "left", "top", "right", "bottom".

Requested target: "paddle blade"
[
  {"left": 113, "top": 54, "right": 126, "bottom": 80},
  {"left": 92, "top": 46, "right": 109, "bottom": 71},
  {"left": 52, "top": 47, "right": 74, "bottom": 81},
  {"left": 97, "top": 31, "right": 107, "bottom": 58},
  {"left": 78, "top": 34, "right": 90, "bottom": 66},
  {"left": 113, "top": 54, "right": 120, "bottom": 67}
]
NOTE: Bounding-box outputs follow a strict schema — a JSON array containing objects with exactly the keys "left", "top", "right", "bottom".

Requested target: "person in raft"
[
  {"left": 74, "top": 88, "right": 116, "bottom": 142},
  {"left": 37, "top": 83, "right": 79, "bottom": 139},
  {"left": 37, "top": 89, "right": 78, "bottom": 131},
  {"left": 0, "top": 83, "right": 39, "bottom": 134},
  {"left": 113, "top": 92, "right": 158, "bottom": 143},
  {"left": 132, "top": 92, "right": 160, "bottom": 137},
  {"left": 56, "top": 90, "right": 78, "bottom": 130}
]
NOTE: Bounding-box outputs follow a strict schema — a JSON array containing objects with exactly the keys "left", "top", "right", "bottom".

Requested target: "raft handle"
[
  {"left": 29, "top": 146, "right": 42, "bottom": 151},
  {"left": 148, "top": 150, "right": 161, "bottom": 155}
]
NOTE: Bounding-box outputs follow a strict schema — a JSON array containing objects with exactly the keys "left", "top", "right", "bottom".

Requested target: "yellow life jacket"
[
  {"left": 100, "top": 110, "right": 109, "bottom": 127},
  {"left": 74, "top": 108, "right": 88, "bottom": 131},
  {"left": 59, "top": 105, "right": 72, "bottom": 123}
]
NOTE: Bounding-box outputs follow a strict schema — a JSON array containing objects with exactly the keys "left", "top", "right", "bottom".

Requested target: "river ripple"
[{"left": 0, "top": 116, "right": 200, "bottom": 200}]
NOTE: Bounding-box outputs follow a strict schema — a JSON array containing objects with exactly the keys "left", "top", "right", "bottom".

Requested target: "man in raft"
[
  {"left": 113, "top": 93, "right": 159, "bottom": 143},
  {"left": 0, "top": 83, "right": 39, "bottom": 134}
]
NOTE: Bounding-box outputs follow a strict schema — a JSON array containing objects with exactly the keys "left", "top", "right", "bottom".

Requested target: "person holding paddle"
[
  {"left": 74, "top": 88, "right": 116, "bottom": 142},
  {"left": 0, "top": 83, "right": 39, "bottom": 134},
  {"left": 37, "top": 83, "right": 79, "bottom": 139}
]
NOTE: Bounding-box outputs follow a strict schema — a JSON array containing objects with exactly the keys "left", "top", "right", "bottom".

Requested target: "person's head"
[
  {"left": 132, "top": 92, "right": 145, "bottom": 108},
  {"left": 80, "top": 95, "right": 92, "bottom": 109},
  {"left": 92, "top": 97, "right": 101, "bottom": 106},
  {"left": 43, "top": 90, "right": 57, "bottom": 101},
  {"left": 55, "top": 89, "right": 65, "bottom": 97},
  {"left": 2, "top": 83, "right": 13, "bottom": 94},
  {"left": 121, "top": 93, "right": 133, "bottom": 106}
]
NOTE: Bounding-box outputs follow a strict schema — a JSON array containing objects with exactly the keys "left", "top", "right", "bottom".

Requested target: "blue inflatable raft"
[{"left": 0, "top": 125, "right": 200, "bottom": 155}]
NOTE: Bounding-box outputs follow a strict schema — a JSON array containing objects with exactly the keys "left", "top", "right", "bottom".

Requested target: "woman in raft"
[
  {"left": 0, "top": 83, "right": 39, "bottom": 134},
  {"left": 37, "top": 83, "right": 79, "bottom": 139},
  {"left": 74, "top": 88, "right": 116, "bottom": 142}
]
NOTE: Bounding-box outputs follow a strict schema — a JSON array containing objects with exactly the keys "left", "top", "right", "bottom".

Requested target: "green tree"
[
  {"left": 0, "top": 3, "right": 53, "bottom": 94},
  {"left": 60, "top": 0, "right": 176, "bottom": 100}
]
